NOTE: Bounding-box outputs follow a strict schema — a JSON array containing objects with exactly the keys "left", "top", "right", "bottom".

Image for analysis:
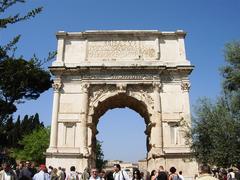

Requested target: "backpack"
[
  {"left": 172, "top": 175, "right": 180, "bottom": 180},
  {"left": 68, "top": 172, "right": 79, "bottom": 180}
]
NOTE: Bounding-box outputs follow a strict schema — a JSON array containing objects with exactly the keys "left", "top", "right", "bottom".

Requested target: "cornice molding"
[
  {"left": 49, "top": 65, "right": 194, "bottom": 75},
  {"left": 56, "top": 30, "right": 186, "bottom": 39}
]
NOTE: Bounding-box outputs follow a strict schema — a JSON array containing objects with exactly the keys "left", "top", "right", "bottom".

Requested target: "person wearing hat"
[
  {"left": 0, "top": 162, "right": 17, "bottom": 180},
  {"left": 32, "top": 164, "right": 50, "bottom": 180}
]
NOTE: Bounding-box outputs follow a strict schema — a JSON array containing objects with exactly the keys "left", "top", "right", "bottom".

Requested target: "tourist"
[
  {"left": 140, "top": 172, "right": 145, "bottom": 180},
  {"left": 132, "top": 169, "right": 142, "bottom": 180},
  {"left": 66, "top": 166, "right": 79, "bottom": 180},
  {"left": 62, "top": 168, "right": 66, "bottom": 179},
  {"left": 99, "top": 170, "right": 106, "bottom": 180},
  {"left": 196, "top": 164, "right": 218, "bottom": 180},
  {"left": 19, "top": 161, "right": 33, "bottom": 179},
  {"left": 220, "top": 169, "right": 227, "bottom": 180},
  {"left": 157, "top": 166, "right": 168, "bottom": 180},
  {"left": 33, "top": 164, "right": 50, "bottom": 180},
  {"left": 113, "top": 164, "right": 129, "bottom": 180},
  {"left": 227, "top": 168, "right": 235, "bottom": 180},
  {"left": 89, "top": 168, "right": 100, "bottom": 180},
  {"left": 16, "top": 162, "right": 24, "bottom": 179},
  {"left": 105, "top": 171, "right": 114, "bottom": 180},
  {"left": 150, "top": 170, "right": 157, "bottom": 180},
  {"left": 0, "top": 162, "right": 17, "bottom": 180},
  {"left": 48, "top": 166, "right": 53, "bottom": 175},
  {"left": 178, "top": 171, "right": 184, "bottom": 180},
  {"left": 168, "top": 167, "right": 179, "bottom": 180},
  {"left": 57, "top": 167, "right": 65, "bottom": 180},
  {"left": 236, "top": 163, "right": 240, "bottom": 180},
  {"left": 30, "top": 162, "right": 37, "bottom": 177},
  {"left": 50, "top": 168, "right": 59, "bottom": 180},
  {"left": 81, "top": 167, "right": 90, "bottom": 180}
]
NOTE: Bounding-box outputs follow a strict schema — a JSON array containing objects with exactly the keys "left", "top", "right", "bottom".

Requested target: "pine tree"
[{"left": 0, "top": 0, "right": 53, "bottom": 126}]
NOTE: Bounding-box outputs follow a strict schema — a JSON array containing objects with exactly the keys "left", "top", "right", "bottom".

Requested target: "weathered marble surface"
[{"left": 46, "top": 30, "right": 198, "bottom": 179}]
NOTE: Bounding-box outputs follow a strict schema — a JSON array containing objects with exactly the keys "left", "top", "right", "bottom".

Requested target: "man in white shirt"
[
  {"left": 33, "top": 164, "right": 50, "bottom": 180},
  {"left": 89, "top": 168, "right": 100, "bottom": 180},
  {"left": 57, "top": 167, "right": 65, "bottom": 180},
  {"left": 0, "top": 163, "right": 17, "bottom": 180},
  {"left": 178, "top": 171, "right": 184, "bottom": 180},
  {"left": 113, "top": 164, "right": 129, "bottom": 180},
  {"left": 66, "top": 166, "right": 79, "bottom": 180},
  {"left": 227, "top": 169, "right": 235, "bottom": 180}
]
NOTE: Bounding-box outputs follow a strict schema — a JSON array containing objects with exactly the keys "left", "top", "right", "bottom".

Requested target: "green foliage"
[
  {"left": 0, "top": 113, "right": 44, "bottom": 150},
  {"left": 0, "top": 0, "right": 43, "bottom": 29},
  {"left": 0, "top": 0, "right": 53, "bottom": 125},
  {"left": 0, "top": 1, "right": 54, "bottom": 162},
  {"left": 0, "top": 58, "right": 52, "bottom": 123},
  {"left": 96, "top": 140, "right": 107, "bottom": 170},
  {"left": 189, "top": 98, "right": 240, "bottom": 167},
  {"left": 222, "top": 41, "right": 240, "bottom": 92},
  {"left": 11, "top": 127, "right": 50, "bottom": 164},
  {"left": 188, "top": 41, "right": 240, "bottom": 168},
  {"left": 221, "top": 41, "right": 240, "bottom": 117}
]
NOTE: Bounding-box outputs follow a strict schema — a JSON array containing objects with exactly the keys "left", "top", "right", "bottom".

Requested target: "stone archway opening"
[
  {"left": 90, "top": 93, "right": 150, "bottom": 167},
  {"left": 96, "top": 107, "right": 147, "bottom": 162},
  {"left": 92, "top": 93, "right": 150, "bottom": 125}
]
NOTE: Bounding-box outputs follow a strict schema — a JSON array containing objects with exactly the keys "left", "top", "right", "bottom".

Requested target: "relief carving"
[
  {"left": 140, "top": 90, "right": 154, "bottom": 108},
  {"left": 153, "top": 82, "right": 162, "bottom": 93},
  {"left": 89, "top": 85, "right": 116, "bottom": 106},
  {"left": 128, "top": 85, "right": 154, "bottom": 110},
  {"left": 142, "top": 48, "right": 156, "bottom": 58},
  {"left": 89, "top": 84, "right": 154, "bottom": 115},
  {"left": 116, "top": 83, "right": 127, "bottom": 93},
  {"left": 181, "top": 81, "right": 191, "bottom": 92}
]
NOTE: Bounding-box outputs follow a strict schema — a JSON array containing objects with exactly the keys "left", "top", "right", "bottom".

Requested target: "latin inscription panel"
[{"left": 87, "top": 38, "right": 158, "bottom": 60}]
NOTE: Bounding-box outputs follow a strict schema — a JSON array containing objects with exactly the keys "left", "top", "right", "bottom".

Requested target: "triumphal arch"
[{"left": 46, "top": 30, "right": 198, "bottom": 177}]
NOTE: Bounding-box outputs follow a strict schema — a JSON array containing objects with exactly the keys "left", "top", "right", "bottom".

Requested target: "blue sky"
[{"left": 1, "top": 0, "right": 240, "bottom": 162}]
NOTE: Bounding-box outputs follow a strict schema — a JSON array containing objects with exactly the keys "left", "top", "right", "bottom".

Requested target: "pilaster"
[
  {"left": 48, "top": 77, "right": 62, "bottom": 152},
  {"left": 79, "top": 83, "right": 90, "bottom": 156},
  {"left": 149, "top": 83, "right": 163, "bottom": 157},
  {"left": 181, "top": 79, "right": 191, "bottom": 122}
]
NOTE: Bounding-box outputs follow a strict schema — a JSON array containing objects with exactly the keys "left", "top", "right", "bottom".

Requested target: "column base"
[{"left": 82, "top": 147, "right": 89, "bottom": 157}]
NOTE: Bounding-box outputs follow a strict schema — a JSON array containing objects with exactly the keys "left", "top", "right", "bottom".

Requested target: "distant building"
[{"left": 104, "top": 160, "right": 138, "bottom": 177}]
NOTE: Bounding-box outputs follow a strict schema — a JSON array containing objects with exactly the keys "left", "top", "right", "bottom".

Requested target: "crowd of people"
[{"left": 0, "top": 161, "right": 240, "bottom": 180}]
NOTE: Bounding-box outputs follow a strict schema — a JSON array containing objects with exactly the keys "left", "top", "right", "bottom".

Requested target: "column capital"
[
  {"left": 153, "top": 82, "right": 162, "bottom": 92},
  {"left": 52, "top": 79, "right": 62, "bottom": 92},
  {"left": 181, "top": 80, "right": 191, "bottom": 92},
  {"left": 80, "top": 83, "right": 90, "bottom": 93}
]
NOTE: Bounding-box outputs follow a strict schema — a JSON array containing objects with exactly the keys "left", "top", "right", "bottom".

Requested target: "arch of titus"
[{"left": 46, "top": 30, "right": 198, "bottom": 177}]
